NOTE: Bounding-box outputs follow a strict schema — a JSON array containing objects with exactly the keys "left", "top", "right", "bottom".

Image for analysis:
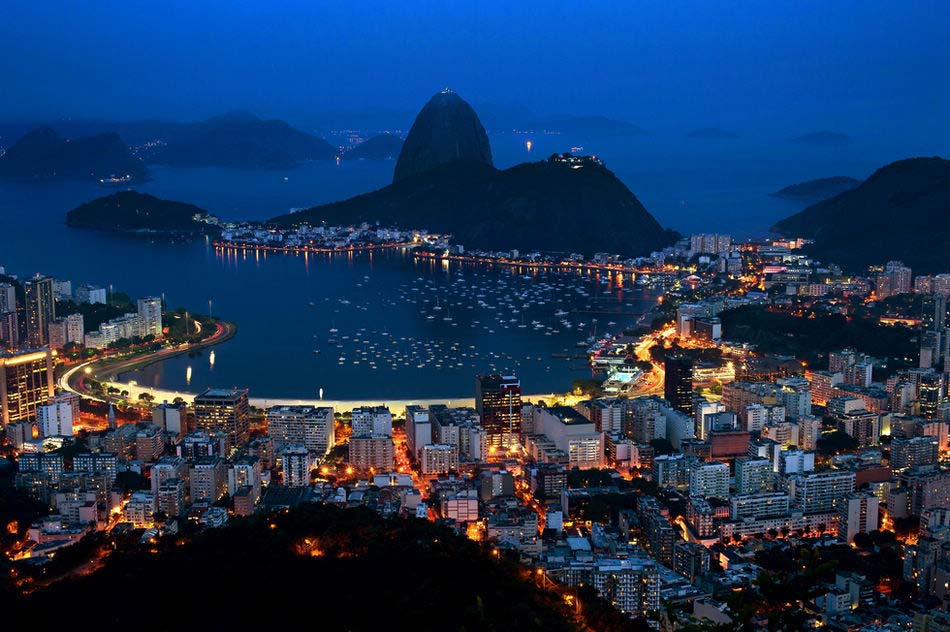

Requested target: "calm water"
[{"left": 0, "top": 130, "right": 939, "bottom": 397}]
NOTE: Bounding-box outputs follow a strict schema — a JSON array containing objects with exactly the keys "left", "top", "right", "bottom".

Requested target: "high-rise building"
[
  {"left": 266, "top": 405, "right": 335, "bottom": 456},
  {"left": 688, "top": 461, "right": 729, "bottom": 500},
  {"left": 37, "top": 397, "right": 75, "bottom": 437},
  {"left": 65, "top": 313, "right": 84, "bottom": 345},
  {"left": 420, "top": 443, "right": 459, "bottom": 475},
  {"left": 152, "top": 401, "right": 185, "bottom": 436},
  {"left": 734, "top": 457, "right": 773, "bottom": 495},
  {"left": 664, "top": 355, "right": 694, "bottom": 414},
  {"left": 348, "top": 435, "right": 394, "bottom": 471},
  {"left": 193, "top": 388, "right": 250, "bottom": 452},
  {"left": 788, "top": 471, "right": 855, "bottom": 513},
  {"left": 405, "top": 405, "right": 432, "bottom": 459},
  {"left": 838, "top": 491, "right": 879, "bottom": 544},
  {"left": 0, "top": 348, "right": 55, "bottom": 426},
  {"left": 591, "top": 557, "right": 660, "bottom": 616},
  {"left": 24, "top": 275, "right": 55, "bottom": 348},
  {"left": 351, "top": 406, "right": 392, "bottom": 437},
  {"left": 475, "top": 374, "right": 522, "bottom": 453},
  {"left": 0, "top": 283, "right": 16, "bottom": 314},
  {"left": 890, "top": 436, "right": 939, "bottom": 471},
  {"left": 189, "top": 456, "right": 227, "bottom": 502},
  {"left": 279, "top": 444, "right": 312, "bottom": 487},
  {"left": 136, "top": 297, "right": 163, "bottom": 338}
]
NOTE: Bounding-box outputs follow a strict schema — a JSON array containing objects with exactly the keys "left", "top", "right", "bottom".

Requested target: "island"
[
  {"left": 0, "top": 127, "right": 147, "bottom": 182},
  {"left": 65, "top": 190, "right": 219, "bottom": 235},
  {"left": 771, "top": 175, "right": 861, "bottom": 202},
  {"left": 772, "top": 156, "right": 950, "bottom": 272}
]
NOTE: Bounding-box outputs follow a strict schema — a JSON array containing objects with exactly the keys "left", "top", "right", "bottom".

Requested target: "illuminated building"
[
  {"left": 591, "top": 556, "right": 660, "bottom": 616},
  {"left": 37, "top": 397, "right": 74, "bottom": 437},
  {"left": 531, "top": 405, "right": 604, "bottom": 470},
  {"left": 420, "top": 443, "right": 458, "bottom": 475},
  {"left": 475, "top": 374, "right": 522, "bottom": 452},
  {"left": 266, "top": 405, "right": 335, "bottom": 456},
  {"left": 0, "top": 348, "right": 55, "bottom": 425},
  {"left": 193, "top": 388, "right": 250, "bottom": 452},
  {"left": 673, "top": 541, "right": 710, "bottom": 581},
  {"left": 24, "top": 275, "right": 55, "bottom": 347},
  {"left": 788, "top": 471, "right": 855, "bottom": 513},
  {"left": 664, "top": 354, "right": 694, "bottom": 414},
  {"left": 838, "top": 491, "right": 879, "bottom": 544},
  {"left": 734, "top": 457, "right": 773, "bottom": 495},
  {"left": 348, "top": 435, "right": 394, "bottom": 471},
  {"left": 405, "top": 405, "right": 431, "bottom": 459},
  {"left": 730, "top": 492, "right": 790, "bottom": 520},
  {"left": 73, "top": 452, "right": 118, "bottom": 486},
  {"left": 890, "top": 436, "right": 939, "bottom": 471},
  {"left": 136, "top": 296, "right": 163, "bottom": 338},
  {"left": 279, "top": 444, "right": 312, "bottom": 487},
  {"left": 351, "top": 405, "right": 392, "bottom": 437},
  {"left": 688, "top": 461, "right": 729, "bottom": 500},
  {"left": 228, "top": 456, "right": 262, "bottom": 503},
  {"left": 189, "top": 456, "right": 228, "bottom": 502},
  {"left": 152, "top": 401, "right": 185, "bottom": 437}
]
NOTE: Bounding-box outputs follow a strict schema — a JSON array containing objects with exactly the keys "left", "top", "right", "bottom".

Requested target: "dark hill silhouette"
[{"left": 0, "top": 127, "right": 146, "bottom": 182}]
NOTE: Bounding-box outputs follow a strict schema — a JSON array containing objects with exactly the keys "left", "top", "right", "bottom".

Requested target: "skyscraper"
[
  {"left": 475, "top": 374, "right": 522, "bottom": 454},
  {"left": 24, "top": 275, "right": 55, "bottom": 347},
  {"left": 137, "top": 297, "right": 163, "bottom": 338},
  {"left": 193, "top": 388, "right": 250, "bottom": 452},
  {"left": 664, "top": 354, "right": 694, "bottom": 414},
  {"left": 0, "top": 348, "right": 55, "bottom": 426}
]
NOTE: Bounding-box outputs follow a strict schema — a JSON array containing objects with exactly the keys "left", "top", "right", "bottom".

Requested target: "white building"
[
  {"left": 420, "top": 443, "right": 459, "bottom": 475},
  {"left": 788, "top": 471, "right": 856, "bottom": 513},
  {"left": 137, "top": 297, "right": 163, "bottom": 338},
  {"left": 266, "top": 405, "right": 335, "bottom": 456},
  {"left": 152, "top": 401, "right": 185, "bottom": 436},
  {"left": 839, "top": 491, "right": 879, "bottom": 544},
  {"left": 688, "top": 461, "right": 730, "bottom": 500},
  {"left": 351, "top": 406, "right": 392, "bottom": 437},
  {"left": 279, "top": 444, "right": 312, "bottom": 487},
  {"left": 37, "top": 393, "right": 79, "bottom": 437},
  {"left": 535, "top": 406, "right": 604, "bottom": 470},
  {"left": 405, "top": 405, "right": 432, "bottom": 459}
]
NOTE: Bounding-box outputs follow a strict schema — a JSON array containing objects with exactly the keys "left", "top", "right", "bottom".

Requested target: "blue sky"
[{"left": 1, "top": 0, "right": 948, "bottom": 136}]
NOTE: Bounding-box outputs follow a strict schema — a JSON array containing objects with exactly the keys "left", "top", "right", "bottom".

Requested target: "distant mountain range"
[
  {"left": 791, "top": 130, "right": 852, "bottom": 146},
  {"left": 771, "top": 176, "right": 861, "bottom": 203},
  {"left": 271, "top": 90, "right": 675, "bottom": 256},
  {"left": 342, "top": 133, "right": 403, "bottom": 161},
  {"left": 150, "top": 111, "right": 338, "bottom": 168},
  {"left": 66, "top": 190, "right": 217, "bottom": 234},
  {"left": 0, "top": 127, "right": 146, "bottom": 182},
  {"left": 772, "top": 157, "right": 950, "bottom": 273}
]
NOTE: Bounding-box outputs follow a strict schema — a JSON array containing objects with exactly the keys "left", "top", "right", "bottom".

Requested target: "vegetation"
[
  {"left": 773, "top": 156, "right": 950, "bottom": 273},
  {"left": 718, "top": 305, "right": 916, "bottom": 370},
  {"left": 0, "top": 127, "right": 146, "bottom": 182},
  {"left": 66, "top": 190, "right": 218, "bottom": 234},
  {"left": 12, "top": 505, "right": 580, "bottom": 630}
]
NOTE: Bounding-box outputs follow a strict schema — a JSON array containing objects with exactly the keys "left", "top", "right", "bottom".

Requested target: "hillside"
[
  {"left": 393, "top": 89, "right": 492, "bottom": 182},
  {"left": 343, "top": 133, "right": 403, "bottom": 160},
  {"left": 272, "top": 154, "right": 675, "bottom": 256},
  {"left": 151, "top": 111, "right": 337, "bottom": 169},
  {"left": 0, "top": 127, "right": 146, "bottom": 182},
  {"left": 772, "top": 157, "right": 950, "bottom": 272},
  {"left": 66, "top": 190, "right": 217, "bottom": 234},
  {"left": 771, "top": 176, "right": 861, "bottom": 202},
  {"left": 13, "top": 505, "right": 578, "bottom": 631}
]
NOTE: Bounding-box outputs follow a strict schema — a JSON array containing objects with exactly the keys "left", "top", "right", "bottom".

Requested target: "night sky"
[{"left": 1, "top": 0, "right": 948, "bottom": 139}]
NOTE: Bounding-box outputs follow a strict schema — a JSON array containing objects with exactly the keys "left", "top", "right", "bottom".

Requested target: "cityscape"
[{"left": 2, "top": 3, "right": 950, "bottom": 631}]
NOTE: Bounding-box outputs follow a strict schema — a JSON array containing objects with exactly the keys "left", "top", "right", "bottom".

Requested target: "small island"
[
  {"left": 65, "top": 190, "right": 219, "bottom": 235},
  {"left": 771, "top": 175, "right": 860, "bottom": 202}
]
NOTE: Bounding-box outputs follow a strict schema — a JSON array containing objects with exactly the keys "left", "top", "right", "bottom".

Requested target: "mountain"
[
  {"left": 772, "top": 157, "right": 950, "bottom": 273},
  {"left": 66, "top": 190, "right": 217, "bottom": 234},
  {"left": 393, "top": 89, "right": 492, "bottom": 182},
  {"left": 771, "top": 176, "right": 861, "bottom": 203},
  {"left": 0, "top": 127, "right": 146, "bottom": 182},
  {"left": 544, "top": 115, "right": 643, "bottom": 137},
  {"left": 342, "top": 133, "right": 403, "bottom": 161},
  {"left": 14, "top": 505, "right": 576, "bottom": 631},
  {"left": 152, "top": 111, "right": 337, "bottom": 169},
  {"left": 792, "top": 130, "right": 852, "bottom": 146},
  {"left": 686, "top": 127, "right": 739, "bottom": 140},
  {"left": 272, "top": 154, "right": 675, "bottom": 257}
]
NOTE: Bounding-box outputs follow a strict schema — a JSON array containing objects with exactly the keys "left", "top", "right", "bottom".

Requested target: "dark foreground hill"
[
  {"left": 272, "top": 154, "right": 676, "bottom": 256},
  {"left": 771, "top": 176, "right": 861, "bottom": 203},
  {"left": 12, "top": 505, "right": 578, "bottom": 631},
  {"left": 66, "top": 190, "right": 217, "bottom": 234},
  {"left": 0, "top": 127, "right": 146, "bottom": 182},
  {"left": 773, "top": 157, "right": 950, "bottom": 272}
]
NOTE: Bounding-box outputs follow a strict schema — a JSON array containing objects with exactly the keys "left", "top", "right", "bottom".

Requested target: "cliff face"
[
  {"left": 773, "top": 157, "right": 950, "bottom": 272},
  {"left": 0, "top": 127, "right": 146, "bottom": 181},
  {"left": 392, "top": 89, "right": 492, "bottom": 182}
]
